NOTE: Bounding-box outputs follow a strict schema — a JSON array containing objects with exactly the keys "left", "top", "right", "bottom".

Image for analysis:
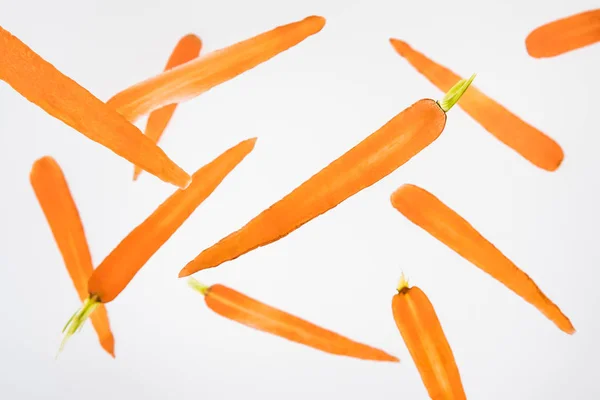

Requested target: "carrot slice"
[
  {"left": 133, "top": 34, "right": 203, "bottom": 181},
  {"left": 392, "top": 275, "right": 466, "bottom": 399},
  {"left": 390, "top": 184, "right": 574, "bottom": 334},
  {"left": 389, "top": 38, "right": 564, "bottom": 172},
  {"left": 29, "top": 156, "right": 115, "bottom": 357},
  {"left": 0, "top": 26, "right": 191, "bottom": 188},
  {"left": 107, "top": 16, "right": 326, "bottom": 122},
  {"left": 188, "top": 278, "right": 399, "bottom": 362},
  {"left": 526, "top": 9, "right": 600, "bottom": 58},
  {"left": 178, "top": 75, "right": 476, "bottom": 277}
]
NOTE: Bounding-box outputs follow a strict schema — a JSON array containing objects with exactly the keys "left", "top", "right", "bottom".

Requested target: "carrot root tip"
[
  {"left": 187, "top": 277, "right": 210, "bottom": 296},
  {"left": 437, "top": 73, "right": 476, "bottom": 112},
  {"left": 57, "top": 295, "right": 99, "bottom": 357}
]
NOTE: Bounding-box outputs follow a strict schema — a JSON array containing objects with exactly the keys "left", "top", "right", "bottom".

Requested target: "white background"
[{"left": 0, "top": 0, "right": 598, "bottom": 398}]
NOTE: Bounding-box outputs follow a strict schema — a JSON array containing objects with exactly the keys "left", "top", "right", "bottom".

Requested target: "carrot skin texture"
[
  {"left": 0, "top": 26, "right": 191, "bottom": 188},
  {"left": 179, "top": 99, "right": 447, "bottom": 276},
  {"left": 526, "top": 9, "right": 600, "bottom": 58},
  {"left": 29, "top": 157, "right": 115, "bottom": 357},
  {"left": 389, "top": 39, "right": 563, "bottom": 172},
  {"left": 390, "top": 184, "right": 575, "bottom": 334},
  {"left": 107, "top": 16, "right": 326, "bottom": 122}
]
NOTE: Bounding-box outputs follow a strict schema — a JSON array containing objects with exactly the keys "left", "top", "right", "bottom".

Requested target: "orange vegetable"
[
  {"left": 390, "top": 184, "right": 575, "bottom": 334},
  {"left": 189, "top": 278, "right": 399, "bottom": 362},
  {"left": 107, "top": 16, "right": 326, "bottom": 122},
  {"left": 133, "top": 34, "right": 203, "bottom": 181},
  {"left": 29, "top": 156, "right": 115, "bottom": 357},
  {"left": 526, "top": 9, "right": 600, "bottom": 58},
  {"left": 389, "top": 38, "right": 564, "bottom": 172},
  {"left": 179, "top": 75, "right": 476, "bottom": 277},
  {"left": 0, "top": 26, "right": 190, "bottom": 188}
]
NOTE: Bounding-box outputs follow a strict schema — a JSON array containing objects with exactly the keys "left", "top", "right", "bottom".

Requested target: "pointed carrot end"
[
  {"left": 181, "top": 33, "right": 203, "bottom": 48},
  {"left": 187, "top": 277, "right": 210, "bottom": 296},
  {"left": 437, "top": 73, "right": 476, "bottom": 112},
  {"left": 101, "top": 334, "right": 116, "bottom": 358},
  {"left": 304, "top": 15, "right": 326, "bottom": 33},
  {"left": 178, "top": 267, "right": 191, "bottom": 278},
  {"left": 389, "top": 38, "right": 410, "bottom": 56},
  {"left": 132, "top": 167, "right": 141, "bottom": 181}
]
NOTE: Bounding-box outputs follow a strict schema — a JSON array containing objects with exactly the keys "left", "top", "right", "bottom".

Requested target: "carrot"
[
  {"left": 0, "top": 26, "right": 190, "bottom": 188},
  {"left": 59, "top": 137, "right": 257, "bottom": 352},
  {"left": 389, "top": 38, "right": 564, "bottom": 172},
  {"left": 392, "top": 275, "right": 466, "bottom": 400},
  {"left": 133, "top": 34, "right": 203, "bottom": 181},
  {"left": 107, "top": 16, "right": 326, "bottom": 123},
  {"left": 188, "top": 278, "right": 399, "bottom": 362},
  {"left": 29, "top": 156, "right": 115, "bottom": 357},
  {"left": 526, "top": 9, "right": 600, "bottom": 58},
  {"left": 390, "top": 183, "right": 575, "bottom": 334},
  {"left": 178, "top": 74, "right": 476, "bottom": 277}
]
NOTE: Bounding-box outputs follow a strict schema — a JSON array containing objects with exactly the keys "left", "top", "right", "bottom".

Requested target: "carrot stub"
[{"left": 390, "top": 184, "right": 574, "bottom": 334}]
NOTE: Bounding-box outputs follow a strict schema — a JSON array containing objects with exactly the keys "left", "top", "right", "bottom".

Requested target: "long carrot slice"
[
  {"left": 0, "top": 26, "right": 191, "bottom": 188},
  {"left": 107, "top": 16, "right": 326, "bottom": 123},
  {"left": 178, "top": 75, "right": 476, "bottom": 277},
  {"left": 390, "top": 184, "right": 574, "bottom": 334},
  {"left": 133, "top": 34, "right": 203, "bottom": 181},
  {"left": 389, "top": 39, "right": 564, "bottom": 172},
  {"left": 526, "top": 9, "right": 600, "bottom": 58},
  {"left": 392, "top": 275, "right": 466, "bottom": 399},
  {"left": 188, "top": 278, "right": 399, "bottom": 362},
  {"left": 29, "top": 156, "right": 115, "bottom": 357}
]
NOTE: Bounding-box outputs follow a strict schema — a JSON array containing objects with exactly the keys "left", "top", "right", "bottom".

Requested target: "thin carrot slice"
[
  {"left": 390, "top": 184, "right": 574, "bottom": 334},
  {"left": 0, "top": 26, "right": 190, "bottom": 188},
  {"left": 133, "top": 34, "right": 203, "bottom": 181},
  {"left": 188, "top": 278, "right": 399, "bottom": 362},
  {"left": 178, "top": 75, "right": 476, "bottom": 277},
  {"left": 107, "top": 16, "right": 326, "bottom": 122},
  {"left": 392, "top": 275, "right": 466, "bottom": 400},
  {"left": 389, "top": 38, "right": 564, "bottom": 172},
  {"left": 29, "top": 156, "right": 115, "bottom": 357},
  {"left": 526, "top": 9, "right": 600, "bottom": 58}
]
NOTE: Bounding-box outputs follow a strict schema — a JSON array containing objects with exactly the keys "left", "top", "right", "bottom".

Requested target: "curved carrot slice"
[
  {"left": 390, "top": 184, "right": 574, "bottom": 334},
  {"left": 189, "top": 278, "right": 399, "bottom": 362},
  {"left": 178, "top": 75, "right": 476, "bottom": 277},
  {"left": 134, "top": 34, "right": 203, "bottom": 181},
  {"left": 107, "top": 16, "right": 326, "bottom": 122},
  {"left": 392, "top": 276, "right": 466, "bottom": 400},
  {"left": 0, "top": 26, "right": 190, "bottom": 188},
  {"left": 29, "top": 156, "right": 115, "bottom": 357},
  {"left": 526, "top": 9, "right": 600, "bottom": 58},
  {"left": 389, "top": 38, "right": 564, "bottom": 172}
]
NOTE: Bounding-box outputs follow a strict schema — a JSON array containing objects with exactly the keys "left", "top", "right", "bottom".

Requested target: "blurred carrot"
[
  {"left": 29, "top": 156, "right": 115, "bottom": 357},
  {"left": 179, "top": 75, "right": 476, "bottom": 277},
  {"left": 526, "top": 9, "right": 600, "bottom": 58},
  {"left": 107, "top": 16, "right": 326, "bottom": 122},
  {"left": 188, "top": 278, "right": 398, "bottom": 362},
  {"left": 390, "top": 184, "right": 574, "bottom": 334},
  {"left": 133, "top": 34, "right": 203, "bottom": 181},
  {"left": 389, "top": 38, "right": 564, "bottom": 172},
  {"left": 0, "top": 26, "right": 190, "bottom": 188}
]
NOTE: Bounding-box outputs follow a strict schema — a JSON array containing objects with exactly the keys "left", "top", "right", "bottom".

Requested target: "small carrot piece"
[
  {"left": 29, "top": 156, "right": 115, "bottom": 357},
  {"left": 107, "top": 16, "right": 326, "bottom": 122},
  {"left": 178, "top": 75, "right": 476, "bottom": 277},
  {"left": 392, "top": 275, "right": 466, "bottom": 400},
  {"left": 188, "top": 278, "right": 399, "bottom": 362},
  {"left": 389, "top": 38, "right": 564, "bottom": 172},
  {"left": 0, "top": 26, "right": 191, "bottom": 188},
  {"left": 526, "top": 9, "right": 600, "bottom": 58},
  {"left": 390, "top": 184, "right": 575, "bottom": 334},
  {"left": 133, "top": 34, "right": 203, "bottom": 181}
]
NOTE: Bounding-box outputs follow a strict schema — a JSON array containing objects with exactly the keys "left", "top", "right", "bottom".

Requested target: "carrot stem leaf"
[
  {"left": 397, "top": 272, "right": 410, "bottom": 292},
  {"left": 57, "top": 295, "right": 99, "bottom": 357},
  {"left": 187, "top": 278, "right": 210, "bottom": 296},
  {"left": 437, "top": 73, "right": 476, "bottom": 112}
]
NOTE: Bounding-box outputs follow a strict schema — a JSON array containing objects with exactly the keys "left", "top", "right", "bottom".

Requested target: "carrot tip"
[
  {"left": 57, "top": 295, "right": 99, "bottom": 357},
  {"left": 437, "top": 73, "right": 476, "bottom": 112},
  {"left": 396, "top": 272, "right": 410, "bottom": 292},
  {"left": 188, "top": 277, "right": 210, "bottom": 296}
]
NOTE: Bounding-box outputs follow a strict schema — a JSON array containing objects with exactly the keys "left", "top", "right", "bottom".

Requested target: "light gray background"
[{"left": 0, "top": 0, "right": 598, "bottom": 398}]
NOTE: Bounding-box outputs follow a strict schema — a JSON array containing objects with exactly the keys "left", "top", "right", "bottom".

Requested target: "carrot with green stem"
[{"left": 179, "top": 74, "right": 476, "bottom": 277}]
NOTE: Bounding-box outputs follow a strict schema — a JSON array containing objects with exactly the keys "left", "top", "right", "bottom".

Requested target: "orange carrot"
[
  {"left": 188, "top": 278, "right": 399, "bottom": 362},
  {"left": 0, "top": 26, "right": 190, "bottom": 188},
  {"left": 133, "top": 34, "right": 203, "bottom": 181},
  {"left": 107, "top": 16, "right": 326, "bottom": 122},
  {"left": 178, "top": 75, "right": 476, "bottom": 277},
  {"left": 392, "top": 275, "right": 466, "bottom": 400},
  {"left": 526, "top": 9, "right": 600, "bottom": 58},
  {"left": 29, "top": 156, "right": 115, "bottom": 357},
  {"left": 390, "top": 184, "right": 574, "bottom": 334},
  {"left": 389, "top": 38, "right": 564, "bottom": 172}
]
